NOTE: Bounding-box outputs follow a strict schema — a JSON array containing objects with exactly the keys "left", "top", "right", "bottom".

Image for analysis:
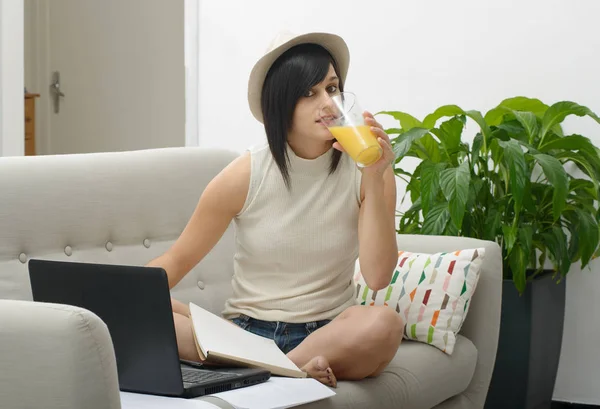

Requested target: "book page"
[{"left": 189, "top": 303, "right": 301, "bottom": 374}]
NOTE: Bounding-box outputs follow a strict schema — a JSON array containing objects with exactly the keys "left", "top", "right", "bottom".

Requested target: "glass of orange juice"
[{"left": 319, "top": 92, "right": 382, "bottom": 167}]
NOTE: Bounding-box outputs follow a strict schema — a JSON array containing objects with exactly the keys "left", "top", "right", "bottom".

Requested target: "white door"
[{"left": 25, "top": 0, "right": 184, "bottom": 155}]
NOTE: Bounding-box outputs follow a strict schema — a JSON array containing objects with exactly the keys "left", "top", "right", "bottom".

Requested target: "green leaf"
[
  {"left": 564, "top": 214, "right": 582, "bottom": 262},
  {"left": 500, "top": 140, "right": 529, "bottom": 215},
  {"left": 572, "top": 207, "right": 600, "bottom": 268},
  {"left": 489, "top": 139, "right": 504, "bottom": 170},
  {"left": 421, "top": 105, "right": 490, "bottom": 146},
  {"left": 496, "top": 121, "right": 525, "bottom": 138},
  {"left": 511, "top": 111, "right": 539, "bottom": 142},
  {"left": 542, "top": 226, "right": 571, "bottom": 276},
  {"left": 393, "top": 168, "right": 413, "bottom": 178},
  {"left": 422, "top": 202, "right": 450, "bottom": 235},
  {"left": 533, "top": 154, "right": 569, "bottom": 221},
  {"left": 420, "top": 161, "right": 446, "bottom": 215},
  {"left": 527, "top": 182, "right": 551, "bottom": 216},
  {"left": 570, "top": 179, "right": 598, "bottom": 200},
  {"left": 472, "top": 133, "right": 483, "bottom": 165},
  {"left": 407, "top": 176, "right": 421, "bottom": 205},
  {"left": 556, "top": 151, "right": 600, "bottom": 190},
  {"left": 416, "top": 134, "right": 443, "bottom": 162},
  {"left": 502, "top": 224, "right": 518, "bottom": 254},
  {"left": 483, "top": 206, "right": 502, "bottom": 241},
  {"left": 467, "top": 178, "right": 485, "bottom": 209},
  {"left": 568, "top": 195, "right": 597, "bottom": 215},
  {"left": 579, "top": 150, "right": 600, "bottom": 181},
  {"left": 485, "top": 97, "right": 549, "bottom": 126},
  {"left": 439, "top": 161, "right": 471, "bottom": 229},
  {"left": 446, "top": 220, "right": 460, "bottom": 236},
  {"left": 484, "top": 108, "right": 509, "bottom": 127},
  {"left": 399, "top": 221, "right": 421, "bottom": 235},
  {"left": 540, "top": 101, "right": 600, "bottom": 140},
  {"left": 497, "top": 121, "right": 524, "bottom": 134},
  {"left": 552, "top": 124, "right": 565, "bottom": 137},
  {"left": 403, "top": 197, "right": 422, "bottom": 216},
  {"left": 534, "top": 240, "right": 548, "bottom": 274},
  {"left": 555, "top": 228, "right": 570, "bottom": 271},
  {"left": 538, "top": 131, "right": 561, "bottom": 149},
  {"left": 518, "top": 225, "right": 534, "bottom": 259},
  {"left": 377, "top": 111, "right": 423, "bottom": 131},
  {"left": 384, "top": 128, "right": 404, "bottom": 135},
  {"left": 392, "top": 127, "right": 430, "bottom": 161},
  {"left": 465, "top": 110, "right": 491, "bottom": 142},
  {"left": 516, "top": 139, "right": 540, "bottom": 156},
  {"left": 487, "top": 108, "right": 538, "bottom": 144},
  {"left": 422, "top": 105, "right": 465, "bottom": 129},
  {"left": 508, "top": 244, "right": 528, "bottom": 294},
  {"left": 539, "top": 134, "right": 599, "bottom": 157},
  {"left": 432, "top": 116, "right": 464, "bottom": 153},
  {"left": 503, "top": 97, "right": 549, "bottom": 114}
]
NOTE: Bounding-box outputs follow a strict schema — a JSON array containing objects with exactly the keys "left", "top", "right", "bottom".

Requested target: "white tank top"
[{"left": 222, "top": 143, "right": 362, "bottom": 323}]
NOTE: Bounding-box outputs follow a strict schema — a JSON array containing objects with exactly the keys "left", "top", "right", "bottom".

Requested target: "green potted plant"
[{"left": 379, "top": 97, "right": 600, "bottom": 409}]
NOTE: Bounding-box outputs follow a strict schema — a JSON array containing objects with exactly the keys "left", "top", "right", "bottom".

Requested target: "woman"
[{"left": 147, "top": 32, "right": 403, "bottom": 387}]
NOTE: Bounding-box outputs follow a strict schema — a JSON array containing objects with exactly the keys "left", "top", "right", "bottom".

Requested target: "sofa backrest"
[{"left": 0, "top": 147, "right": 240, "bottom": 315}]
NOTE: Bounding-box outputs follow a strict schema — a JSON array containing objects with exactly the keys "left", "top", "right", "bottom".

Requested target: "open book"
[{"left": 188, "top": 303, "right": 307, "bottom": 378}]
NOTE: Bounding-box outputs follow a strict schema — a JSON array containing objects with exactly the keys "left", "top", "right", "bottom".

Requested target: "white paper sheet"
[
  {"left": 120, "top": 391, "right": 220, "bottom": 409},
  {"left": 207, "top": 377, "right": 336, "bottom": 409}
]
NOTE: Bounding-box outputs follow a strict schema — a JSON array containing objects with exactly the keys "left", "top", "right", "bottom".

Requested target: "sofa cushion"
[
  {"left": 300, "top": 335, "right": 478, "bottom": 409},
  {"left": 355, "top": 248, "right": 485, "bottom": 354}
]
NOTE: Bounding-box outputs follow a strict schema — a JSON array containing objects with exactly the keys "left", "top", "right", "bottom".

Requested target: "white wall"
[
  {"left": 196, "top": 0, "right": 600, "bottom": 404},
  {"left": 0, "top": 0, "right": 24, "bottom": 156}
]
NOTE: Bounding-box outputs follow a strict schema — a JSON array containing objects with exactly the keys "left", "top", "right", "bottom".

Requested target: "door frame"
[{"left": 24, "top": 0, "right": 51, "bottom": 155}]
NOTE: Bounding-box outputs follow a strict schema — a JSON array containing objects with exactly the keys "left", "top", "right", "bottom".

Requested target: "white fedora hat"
[{"left": 247, "top": 31, "right": 350, "bottom": 123}]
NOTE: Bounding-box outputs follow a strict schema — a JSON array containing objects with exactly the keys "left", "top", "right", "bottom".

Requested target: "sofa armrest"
[
  {"left": 396, "top": 234, "right": 502, "bottom": 407},
  {"left": 0, "top": 300, "right": 121, "bottom": 409}
]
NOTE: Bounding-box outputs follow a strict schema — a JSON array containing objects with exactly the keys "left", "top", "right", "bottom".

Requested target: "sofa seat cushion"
[{"left": 300, "top": 335, "right": 477, "bottom": 409}]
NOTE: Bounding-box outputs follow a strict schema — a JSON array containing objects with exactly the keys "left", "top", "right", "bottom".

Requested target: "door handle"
[{"left": 50, "top": 71, "right": 65, "bottom": 113}]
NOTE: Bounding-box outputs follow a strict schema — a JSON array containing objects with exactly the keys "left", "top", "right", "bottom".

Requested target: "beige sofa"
[{"left": 0, "top": 147, "right": 502, "bottom": 409}]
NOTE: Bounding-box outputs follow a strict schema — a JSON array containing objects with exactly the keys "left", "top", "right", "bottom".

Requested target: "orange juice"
[{"left": 329, "top": 125, "right": 382, "bottom": 167}]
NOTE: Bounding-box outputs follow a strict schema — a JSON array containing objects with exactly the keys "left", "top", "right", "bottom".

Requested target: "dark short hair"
[{"left": 261, "top": 43, "right": 344, "bottom": 188}]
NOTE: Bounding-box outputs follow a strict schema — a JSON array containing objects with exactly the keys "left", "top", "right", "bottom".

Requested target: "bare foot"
[{"left": 301, "top": 356, "right": 337, "bottom": 388}]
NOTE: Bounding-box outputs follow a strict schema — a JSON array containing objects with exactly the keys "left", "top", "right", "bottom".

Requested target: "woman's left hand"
[{"left": 333, "top": 111, "right": 394, "bottom": 177}]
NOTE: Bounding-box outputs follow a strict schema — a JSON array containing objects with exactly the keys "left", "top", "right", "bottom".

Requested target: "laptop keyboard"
[{"left": 181, "top": 367, "right": 237, "bottom": 384}]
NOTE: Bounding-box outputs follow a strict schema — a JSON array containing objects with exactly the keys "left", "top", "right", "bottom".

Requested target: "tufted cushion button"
[
  {"left": 197, "top": 280, "right": 205, "bottom": 290},
  {"left": 143, "top": 239, "right": 151, "bottom": 248},
  {"left": 64, "top": 246, "right": 72, "bottom": 256},
  {"left": 19, "top": 253, "right": 27, "bottom": 264},
  {"left": 106, "top": 242, "right": 113, "bottom": 252}
]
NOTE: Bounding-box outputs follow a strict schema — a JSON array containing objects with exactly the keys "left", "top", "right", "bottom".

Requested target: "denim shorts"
[{"left": 230, "top": 314, "right": 331, "bottom": 354}]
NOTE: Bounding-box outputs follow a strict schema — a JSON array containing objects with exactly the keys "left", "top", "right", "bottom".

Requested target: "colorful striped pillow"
[{"left": 354, "top": 248, "right": 485, "bottom": 354}]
